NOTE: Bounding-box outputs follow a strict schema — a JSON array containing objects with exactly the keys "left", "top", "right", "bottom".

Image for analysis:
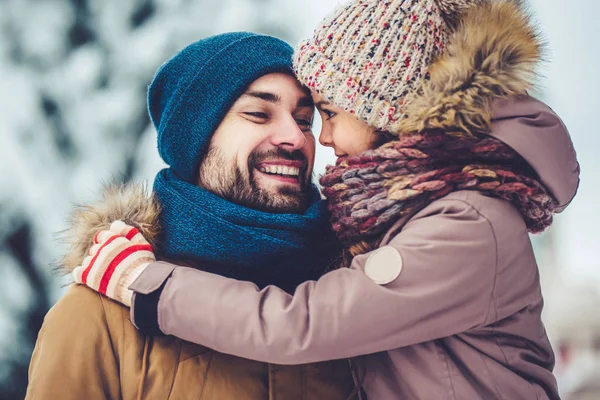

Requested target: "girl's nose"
[{"left": 319, "top": 127, "right": 333, "bottom": 148}]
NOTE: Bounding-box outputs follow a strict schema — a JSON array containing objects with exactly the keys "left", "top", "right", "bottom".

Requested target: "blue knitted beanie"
[{"left": 148, "top": 32, "right": 295, "bottom": 183}]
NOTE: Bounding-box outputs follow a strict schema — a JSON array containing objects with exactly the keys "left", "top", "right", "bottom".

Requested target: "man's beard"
[{"left": 198, "top": 146, "right": 313, "bottom": 214}]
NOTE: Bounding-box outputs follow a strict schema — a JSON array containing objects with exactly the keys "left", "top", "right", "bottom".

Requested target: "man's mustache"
[{"left": 251, "top": 148, "right": 307, "bottom": 164}]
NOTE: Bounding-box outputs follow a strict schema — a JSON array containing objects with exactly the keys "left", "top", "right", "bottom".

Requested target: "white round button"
[{"left": 364, "top": 246, "right": 403, "bottom": 285}]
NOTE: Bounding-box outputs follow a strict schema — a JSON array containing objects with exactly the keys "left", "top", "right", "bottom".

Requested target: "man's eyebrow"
[
  {"left": 242, "top": 91, "right": 281, "bottom": 104},
  {"left": 297, "top": 95, "right": 314, "bottom": 109}
]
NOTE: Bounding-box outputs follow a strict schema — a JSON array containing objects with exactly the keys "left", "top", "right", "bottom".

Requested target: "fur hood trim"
[
  {"left": 398, "top": 0, "right": 542, "bottom": 135},
  {"left": 59, "top": 183, "right": 160, "bottom": 273}
]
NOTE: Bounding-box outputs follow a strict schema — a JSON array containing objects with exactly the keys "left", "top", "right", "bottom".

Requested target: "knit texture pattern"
[
  {"left": 435, "top": 0, "right": 482, "bottom": 26},
  {"left": 153, "top": 169, "right": 340, "bottom": 293},
  {"left": 148, "top": 32, "right": 294, "bottom": 183},
  {"left": 320, "top": 131, "right": 557, "bottom": 242},
  {"left": 294, "top": 0, "right": 478, "bottom": 133}
]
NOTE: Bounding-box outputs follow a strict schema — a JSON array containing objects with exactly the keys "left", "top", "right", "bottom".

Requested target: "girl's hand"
[{"left": 72, "top": 220, "right": 156, "bottom": 307}]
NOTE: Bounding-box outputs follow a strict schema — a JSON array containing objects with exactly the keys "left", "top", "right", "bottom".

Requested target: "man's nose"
[{"left": 270, "top": 117, "right": 307, "bottom": 151}]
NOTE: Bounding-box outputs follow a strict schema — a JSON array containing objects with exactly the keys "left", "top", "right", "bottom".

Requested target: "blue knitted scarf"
[{"left": 152, "top": 169, "right": 340, "bottom": 292}]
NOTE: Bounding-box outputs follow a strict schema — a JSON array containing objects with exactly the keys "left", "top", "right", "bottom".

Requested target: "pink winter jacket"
[{"left": 129, "top": 96, "right": 579, "bottom": 400}]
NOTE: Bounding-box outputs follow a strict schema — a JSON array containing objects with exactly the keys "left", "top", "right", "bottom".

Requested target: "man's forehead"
[{"left": 241, "top": 73, "right": 312, "bottom": 104}]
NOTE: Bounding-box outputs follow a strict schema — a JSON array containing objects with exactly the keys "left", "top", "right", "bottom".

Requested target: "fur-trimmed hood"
[
  {"left": 399, "top": 0, "right": 542, "bottom": 134},
  {"left": 60, "top": 183, "right": 160, "bottom": 273},
  {"left": 399, "top": 0, "right": 579, "bottom": 211}
]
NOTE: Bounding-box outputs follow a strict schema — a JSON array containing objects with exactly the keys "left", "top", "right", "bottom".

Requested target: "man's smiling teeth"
[{"left": 258, "top": 165, "right": 300, "bottom": 177}]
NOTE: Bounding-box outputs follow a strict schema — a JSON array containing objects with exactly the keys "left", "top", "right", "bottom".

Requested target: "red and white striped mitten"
[{"left": 72, "top": 220, "right": 156, "bottom": 307}]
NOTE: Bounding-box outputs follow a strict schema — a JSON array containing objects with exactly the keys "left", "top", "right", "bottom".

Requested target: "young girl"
[{"left": 76, "top": 0, "right": 578, "bottom": 398}]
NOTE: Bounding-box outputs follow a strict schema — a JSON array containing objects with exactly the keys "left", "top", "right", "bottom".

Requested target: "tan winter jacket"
[
  {"left": 26, "top": 285, "right": 355, "bottom": 400},
  {"left": 25, "top": 187, "right": 356, "bottom": 399}
]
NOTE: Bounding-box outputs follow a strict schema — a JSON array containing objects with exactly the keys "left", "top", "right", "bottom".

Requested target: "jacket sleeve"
[
  {"left": 26, "top": 285, "right": 121, "bottom": 400},
  {"left": 130, "top": 198, "right": 497, "bottom": 364}
]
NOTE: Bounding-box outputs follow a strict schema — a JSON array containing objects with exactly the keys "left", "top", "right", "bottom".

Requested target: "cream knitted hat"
[{"left": 294, "top": 0, "right": 478, "bottom": 133}]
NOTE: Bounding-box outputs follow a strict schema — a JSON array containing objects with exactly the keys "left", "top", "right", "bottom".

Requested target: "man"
[{"left": 25, "top": 32, "right": 355, "bottom": 399}]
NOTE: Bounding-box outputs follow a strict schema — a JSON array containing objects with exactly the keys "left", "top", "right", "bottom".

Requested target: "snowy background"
[{"left": 0, "top": 0, "right": 598, "bottom": 398}]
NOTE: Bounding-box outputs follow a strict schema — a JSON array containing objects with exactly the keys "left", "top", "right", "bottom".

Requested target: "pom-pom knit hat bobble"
[
  {"left": 294, "top": 0, "right": 477, "bottom": 134},
  {"left": 149, "top": 32, "right": 294, "bottom": 183}
]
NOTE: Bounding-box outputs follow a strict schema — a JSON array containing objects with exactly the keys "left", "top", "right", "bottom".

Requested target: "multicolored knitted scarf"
[{"left": 320, "top": 130, "right": 557, "bottom": 242}]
